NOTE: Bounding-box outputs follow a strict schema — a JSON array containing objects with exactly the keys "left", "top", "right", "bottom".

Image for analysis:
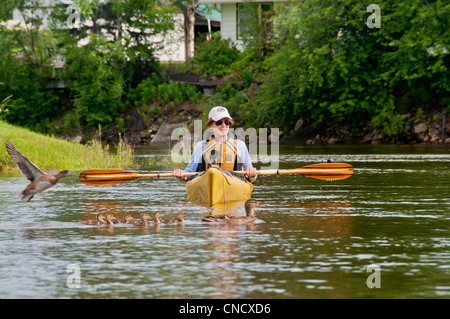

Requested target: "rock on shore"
[{"left": 280, "top": 113, "right": 450, "bottom": 145}]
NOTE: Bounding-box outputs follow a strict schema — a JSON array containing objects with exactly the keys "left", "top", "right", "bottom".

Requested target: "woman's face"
[{"left": 210, "top": 118, "right": 231, "bottom": 141}]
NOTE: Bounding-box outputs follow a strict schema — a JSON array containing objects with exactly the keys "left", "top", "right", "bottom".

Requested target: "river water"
[{"left": 0, "top": 144, "right": 449, "bottom": 299}]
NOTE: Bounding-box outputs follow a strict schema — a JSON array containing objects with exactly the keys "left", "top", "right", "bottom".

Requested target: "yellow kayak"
[{"left": 186, "top": 166, "right": 253, "bottom": 206}]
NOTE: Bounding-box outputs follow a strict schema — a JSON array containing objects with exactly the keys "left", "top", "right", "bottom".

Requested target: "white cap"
[{"left": 208, "top": 106, "right": 232, "bottom": 121}]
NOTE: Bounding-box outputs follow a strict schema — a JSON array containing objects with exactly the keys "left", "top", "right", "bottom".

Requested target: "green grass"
[{"left": 0, "top": 120, "right": 135, "bottom": 176}]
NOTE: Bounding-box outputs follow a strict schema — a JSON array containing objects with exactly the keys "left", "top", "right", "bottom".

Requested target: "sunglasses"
[{"left": 214, "top": 120, "right": 232, "bottom": 126}]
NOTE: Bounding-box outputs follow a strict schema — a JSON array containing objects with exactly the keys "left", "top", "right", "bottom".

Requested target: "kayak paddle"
[{"left": 79, "top": 163, "right": 354, "bottom": 186}]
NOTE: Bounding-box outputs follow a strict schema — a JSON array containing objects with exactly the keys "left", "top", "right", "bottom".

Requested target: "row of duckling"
[
  {"left": 83, "top": 212, "right": 184, "bottom": 227},
  {"left": 83, "top": 199, "right": 261, "bottom": 227}
]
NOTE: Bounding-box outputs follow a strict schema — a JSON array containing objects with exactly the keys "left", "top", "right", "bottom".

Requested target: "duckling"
[
  {"left": 153, "top": 212, "right": 163, "bottom": 223},
  {"left": 104, "top": 214, "right": 116, "bottom": 226},
  {"left": 162, "top": 212, "right": 185, "bottom": 224},
  {"left": 122, "top": 214, "right": 138, "bottom": 225},
  {"left": 110, "top": 215, "right": 121, "bottom": 224},
  {"left": 148, "top": 212, "right": 163, "bottom": 225},
  {"left": 83, "top": 213, "right": 106, "bottom": 225},
  {"left": 132, "top": 213, "right": 149, "bottom": 227},
  {"left": 5, "top": 141, "right": 75, "bottom": 201},
  {"left": 201, "top": 199, "right": 260, "bottom": 225}
]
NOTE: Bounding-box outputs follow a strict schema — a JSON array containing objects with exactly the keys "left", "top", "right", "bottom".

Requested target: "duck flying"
[{"left": 5, "top": 141, "right": 75, "bottom": 201}]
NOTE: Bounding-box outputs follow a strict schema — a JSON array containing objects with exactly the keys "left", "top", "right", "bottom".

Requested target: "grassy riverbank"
[{"left": 0, "top": 120, "right": 135, "bottom": 175}]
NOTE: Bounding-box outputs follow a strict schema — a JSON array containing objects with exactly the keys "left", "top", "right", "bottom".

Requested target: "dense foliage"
[
  {"left": 0, "top": 0, "right": 197, "bottom": 133},
  {"left": 250, "top": 0, "right": 449, "bottom": 136},
  {"left": 0, "top": 1, "right": 65, "bottom": 132},
  {"left": 190, "top": 32, "right": 242, "bottom": 77},
  {"left": 206, "top": 1, "right": 448, "bottom": 140}
]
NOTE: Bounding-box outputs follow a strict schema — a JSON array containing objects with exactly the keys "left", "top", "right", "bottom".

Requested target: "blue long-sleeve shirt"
[{"left": 184, "top": 139, "right": 256, "bottom": 180}]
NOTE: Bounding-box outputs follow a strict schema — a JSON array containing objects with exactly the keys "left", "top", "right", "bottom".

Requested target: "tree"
[
  {"left": 170, "top": 1, "right": 219, "bottom": 61},
  {"left": 0, "top": 0, "right": 56, "bottom": 75},
  {"left": 186, "top": 1, "right": 195, "bottom": 60},
  {"left": 0, "top": 0, "right": 64, "bottom": 131},
  {"left": 53, "top": 0, "right": 176, "bottom": 55},
  {"left": 169, "top": 0, "right": 197, "bottom": 61},
  {"left": 250, "top": 0, "right": 449, "bottom": 138},
  {"left": 237, "top": 1, "right": 275, "bottom": 60},
  {"left": 0, "top": 0, "right": 181, "bottom": 131}
]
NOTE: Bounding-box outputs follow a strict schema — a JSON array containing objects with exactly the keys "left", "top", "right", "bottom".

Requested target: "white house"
[{"left": 198, "top": 0, "right": 290, "bottom": 51}]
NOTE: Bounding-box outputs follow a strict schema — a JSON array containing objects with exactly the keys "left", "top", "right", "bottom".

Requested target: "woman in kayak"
[{"left": 173, "top": 106, "right": 257, "bottom": 181}]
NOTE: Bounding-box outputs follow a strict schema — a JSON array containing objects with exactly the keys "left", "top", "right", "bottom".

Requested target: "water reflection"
[
  {"left": 301, "top": 200, "right": 354, "bottom": 237},
  {"left": 81, "top": 201, "right": 139, "bottom": 222},
  {"left": 204, "top": 222, "right": 260, "bottom": 299},
  {"left": 201, "top": 199, "right": 249, "bottom": 219}
]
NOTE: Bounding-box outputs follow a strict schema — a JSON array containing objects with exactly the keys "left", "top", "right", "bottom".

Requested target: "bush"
[
  {"left": 65, "top": 36, "right": 125, "bottom": 128},
  {"left": 190, "top": 32, "right": 242, "bottom": 77},
  {"left": 0, "top": 68, "right": 63, "bottom": 132},
  {"left": 126, "top": 74, "right": 161, "bottom": 108},
  {"left": 0, "top": 31, "right": 64, "bottom": 132},
  {"left": 156, "top": 81, "right": 202, "bottom": 106},
  {"left": 126, "top": 75, "right": 203, "bottom": 127}
]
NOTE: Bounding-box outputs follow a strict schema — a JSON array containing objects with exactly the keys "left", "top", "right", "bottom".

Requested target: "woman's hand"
[
  {"left": 173, "top": 169, "right": 186, "bottom": 179},
  {"left": 245, "top": 167, "right": 256, "bottom": 178}
]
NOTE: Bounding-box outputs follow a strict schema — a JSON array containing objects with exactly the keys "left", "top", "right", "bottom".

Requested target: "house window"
[{"left": 237, "top": 2, "right": 274, "bottom": 40}]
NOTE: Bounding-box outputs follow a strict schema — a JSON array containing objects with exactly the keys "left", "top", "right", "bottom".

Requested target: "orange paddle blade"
[
  {"left": 79, "top": 169, "right": 139, "bottom": 186},
  {"left": 297, "top": 163, "right": 354, "bottom": 180},
  {"left": 234, "top": 163, "right": 354, "bottom": 180}
]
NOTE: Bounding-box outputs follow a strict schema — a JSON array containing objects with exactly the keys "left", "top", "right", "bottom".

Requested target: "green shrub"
[
  {"left": 127, "top": 74, "right": 161, "bottom": 108},
  {"left": 149, "top": 105, "right": 163, "bottom": 115},
  {"left": 371, "top": 105, "right": 407, "bottom": 138},
  {"left": 0, "top": 46, "right": 63, "bottom": 131},
  {"left": 2, "top": 82, "right": 63, "bottom": 132},
  {"left": 156, "top": 81, "right": 202, "bottom": 106},
  {"left": 190, "top": 32, "right": 242, "bottom": 77},
  {"left": 0, "top": 95, "right": 11, "bottom": 118},
  {"left": 65, "top": 36, "right": 125, "bottom": 128},
  {"left": 126, "top": 74, "right": 203, "bottom": 118}
]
